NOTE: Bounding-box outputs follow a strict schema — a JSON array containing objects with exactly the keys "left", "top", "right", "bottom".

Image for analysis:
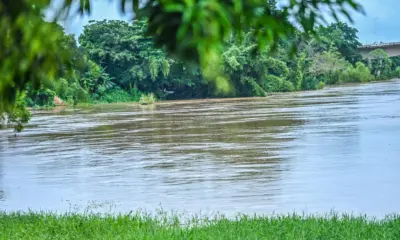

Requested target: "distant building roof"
[{"left": 359, "top": 42, "right": 400, "bottom": 49}]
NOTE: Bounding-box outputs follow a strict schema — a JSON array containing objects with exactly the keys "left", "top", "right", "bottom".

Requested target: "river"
[{"left": 1, "top": 80, "right": 400, "bottom": 217}]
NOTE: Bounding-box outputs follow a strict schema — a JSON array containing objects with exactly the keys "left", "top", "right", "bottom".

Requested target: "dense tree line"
[
  {"left": 0, "top": 0, "right": 366, "bottom": 131},
  {"left": 1, "top": 0, "right": 363, "bottom": 110},
  {"left": 21, "top": 19, "right": 400, "bottom": 109}
]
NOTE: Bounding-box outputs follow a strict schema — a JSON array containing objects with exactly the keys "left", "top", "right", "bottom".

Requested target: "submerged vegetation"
[
  {"left": 139, "top": 93, "right": 157, "bottom": 105},
  {"left": 0, "top": 211, "right": 399, "bottom": 239}
]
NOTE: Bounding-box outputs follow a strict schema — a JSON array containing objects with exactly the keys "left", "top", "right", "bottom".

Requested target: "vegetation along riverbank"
[
  {"left": 1, "top": 211, "right": 399, "bottom": 239},
  {"left": 2, "top": 3, "right": 400, "bottom": 132},
  {"left": 2, "top": 2, "right": 400, "bottom": 132},
  {"left": 23, "top": 20, "right": 400, "bottom": 109}
]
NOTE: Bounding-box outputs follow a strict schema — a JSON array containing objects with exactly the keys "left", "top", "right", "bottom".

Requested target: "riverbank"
[
  {"left": 29, "top": 79, "right": 398, "bottom": 112},
  {"left": 1, "top": 212, "right": 399, "bottom": 239}
]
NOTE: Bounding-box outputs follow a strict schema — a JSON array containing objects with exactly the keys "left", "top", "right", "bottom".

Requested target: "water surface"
[{"left": 1, "top": 80, "right": 400, "bottom": 216}]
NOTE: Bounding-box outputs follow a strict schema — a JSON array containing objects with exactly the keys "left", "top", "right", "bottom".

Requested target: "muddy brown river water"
[{"left": 1, "top": 80, "right": 400, "bottom": 216}]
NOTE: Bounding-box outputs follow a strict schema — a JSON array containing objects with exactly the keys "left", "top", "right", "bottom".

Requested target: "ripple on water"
[{"left": 1, "top": 80, "right": 400, "bottom": 217}]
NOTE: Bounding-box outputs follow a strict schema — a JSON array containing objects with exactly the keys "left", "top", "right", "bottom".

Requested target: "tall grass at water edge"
[
  {"left": 0, "top": 211, "right": 399, "bottom": 239},
  {"left": 139, "top": 93, "right": 157, "bottom": 105}
]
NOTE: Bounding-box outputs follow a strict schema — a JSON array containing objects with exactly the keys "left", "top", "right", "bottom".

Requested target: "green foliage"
[
  {"left": 0, "top": 92, "right": 31, "bottom": 132},
  {"left": 0, "top": 2, "right": 76, "bottom": 113},
  {"left": 97, "top": 88, "right": 137, "bottom": 103},
  {"left": 301, "top": 76, "right": 320, "bottom": 90},
  {"left": 390, "top": 56, "right": 400, "bottom": 69},
  {"left": 0, "top": 0, "right": 364, "bottom": 113},
  {"left": 339, "top": 62, "right": 374, "bottom": 83},
  {"left": 286, "top": 54, "right": 305, "bottom": 90},
  {"left": 15, "top": 16, "right": 385, "bottom": 114},
  {"left": 66, "top": 82, "right": 89, "bottom": 106},
  {"left": 3, "top": 1, "right": 395, "bottom": 134},
  {"left": 26, "top": 87, "right": 56, "bottom": 107},
  {"left": 308, "top": 47, "right": 349, "bottom": 85},
  {"left": 139, "top": 93, "right": 157, "bottom": 105},
  {"left": 56, "top": 78, "right": 70, "bottom": 100},
  {"left": 281, "top": 80, "right": 295, "bottom": 92},
  {"left": 80, "top": 60, "right": 113, "bottom": 98},
  {"left": 261, "top": 75, "right": 294, "bottom": 93},
  {"left": 239, "top": 77, "right": 266, "bottom": 97},
  {"left": 79, "top": 20, "right": 174, "bottom": 97},
  {"left": 367, "top": 49, "right": 393, "bottom": 80},
  {"left": 315, "top": 22, "right": 362, "bottom": 64},
  {"left": 317, "top": 81, "right": 326, "bottom": 90}
]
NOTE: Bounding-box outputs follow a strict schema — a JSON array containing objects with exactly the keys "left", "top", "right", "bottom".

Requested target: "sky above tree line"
[{"left": 59, "top": 0, "right": 400, "bottom": 45}]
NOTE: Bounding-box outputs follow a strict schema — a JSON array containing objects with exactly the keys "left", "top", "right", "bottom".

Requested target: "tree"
[
  {"left": 1, "top": 0, "right": 364, "bottom": 112},
  {"left": 0, "top": 2, "right": 76, "bottom": 113},
  {"left": 0, "top": 92, "right": 31, "bottom": 133},
  {"left": 339, "top": 62, "right": 374, "bottom": 83},
  {"left": 221, "top": 32, "right": 295, "bottom": 96},
  {"left": 79, "top": 20, "right": 176, "bottom": 97},
  {"left": 316, "top": 22, "right": 362, "bottom": 64},
  {"left": 308, "top": 46, "right": 349, "bottom": 84},
  {"left": 367, "top": 49, "right": 393, "bottom": 79}
]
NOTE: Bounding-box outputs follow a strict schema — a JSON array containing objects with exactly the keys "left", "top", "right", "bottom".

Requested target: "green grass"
[{"left": 1, "top": 211, "right": 400, "bottom": 239}]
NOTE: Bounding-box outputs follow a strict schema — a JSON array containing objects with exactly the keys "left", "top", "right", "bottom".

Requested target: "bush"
[
  {"left": 67, "top": 83, "right": 89, "bottom": 105},
  {"left": 239, "top": 77, "right": 266, "bottom": 97},
  {"left": 56, "top": 78, "right": 70, "bottom": 100},
  {"left": 301, "top": 76, "right": 319, "bottom": 90},
  {"left": 324, "top": 71, "right": 341, "bottom": 85},
  {"left": 339, "top": 62, "right": 374, "bottom": 83},
  {"left": 259, "top": 75, "right": 293, "bottom": 93},
  {"left": 367, "top": 49, "right": 393, "bottom": 79},
  {"left": 98, "top": 88, "right": 133, "bottom": 103},
  {"left": 317, "top": 81, "right": 325, "bottom": 90},
  {"left": 33, "top": 88, "right": 56, "bottom": 107},
  {"left": 261, "top": 75, "right": 282, "bottom": 92},
  {"left": 288, "top": 68, "right": 303, "bottom": 91},
  {"left": 395, "top": 67, "right": 400, "bottom": 78},
  {"left": 280, "top": 80, "right": 295, "bottom": 92},
  {"left": 129, "top": 87, "right": 142, "bottom": 102},
  {"left": 1, "top": 92, "right": 31, "bottom": 132},
  {"left": 139, "top": 93, "right": 156, "bottom": 105}
]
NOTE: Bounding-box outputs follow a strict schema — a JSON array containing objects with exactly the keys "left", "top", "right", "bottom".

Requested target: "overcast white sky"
[{"left": 59, "top": 0, "right": 400, "bottom": 44}]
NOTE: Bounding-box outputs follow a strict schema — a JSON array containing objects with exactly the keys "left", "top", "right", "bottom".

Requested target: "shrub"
[
  {"left": 67, "top": 83, "right": 89, "bottom": 105},
  {"left": 367, "top": 49, "right": 393, "bottom": 79},
  {"left": 56, "top": 78, "right": 70, "bottom": 100},
  {"left": 301, "top": 76, "right": 319, "bottom": 90},
  {"left": 34, "top": 88, "right": 56, "bottom": 106},
  {"left": 260, "top": 75, "right": 295, "bottom": 93},
  {"left": 98, "top": 88, "right": 133, "bottom": 103},
  {"left": 339, "top": 62, "right": 374, "bottom": 83},
  {"left": 288, "top": 68, "right": 303, "bottom": 91},
  {"left": 139, "top": 93, "right": 156, "bottom": 105},
  {"left": 261, "top": 75, "right": 281, "bottom": 92},
  {"left": 1, "top": 92, "right": 31, "bottom": 132},
  {"left": 395, "top": 67, "right": 400, "bottom": 78},
  {"left": 240, "top": 77, "right": 266, "bottom": 97},
  {"left": 324, "top": 71, "right": 341, "bottom": 85},
  {"left": 280, "top": 80, "right": 295, "bottom": 92},
  {"left": 130, "top": 87, "right": 142, "bottom": 102},
  {"left": 317, "top": 81, "right": 325, "bottom": 90}
]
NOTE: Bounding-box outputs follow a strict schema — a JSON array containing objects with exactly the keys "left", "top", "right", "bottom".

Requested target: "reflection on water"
[{"left": 1, "top": 80, "right": 400, "bottom": 216}]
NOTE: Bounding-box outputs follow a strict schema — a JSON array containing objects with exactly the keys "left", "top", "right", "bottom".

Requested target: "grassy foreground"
[{"left": 1, "top": 212, "right": 400, "bottom": 239}]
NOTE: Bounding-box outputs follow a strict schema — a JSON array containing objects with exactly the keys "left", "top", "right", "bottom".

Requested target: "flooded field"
[{"left": 1, "top": 80, "right": 400, "bottom": 217}]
